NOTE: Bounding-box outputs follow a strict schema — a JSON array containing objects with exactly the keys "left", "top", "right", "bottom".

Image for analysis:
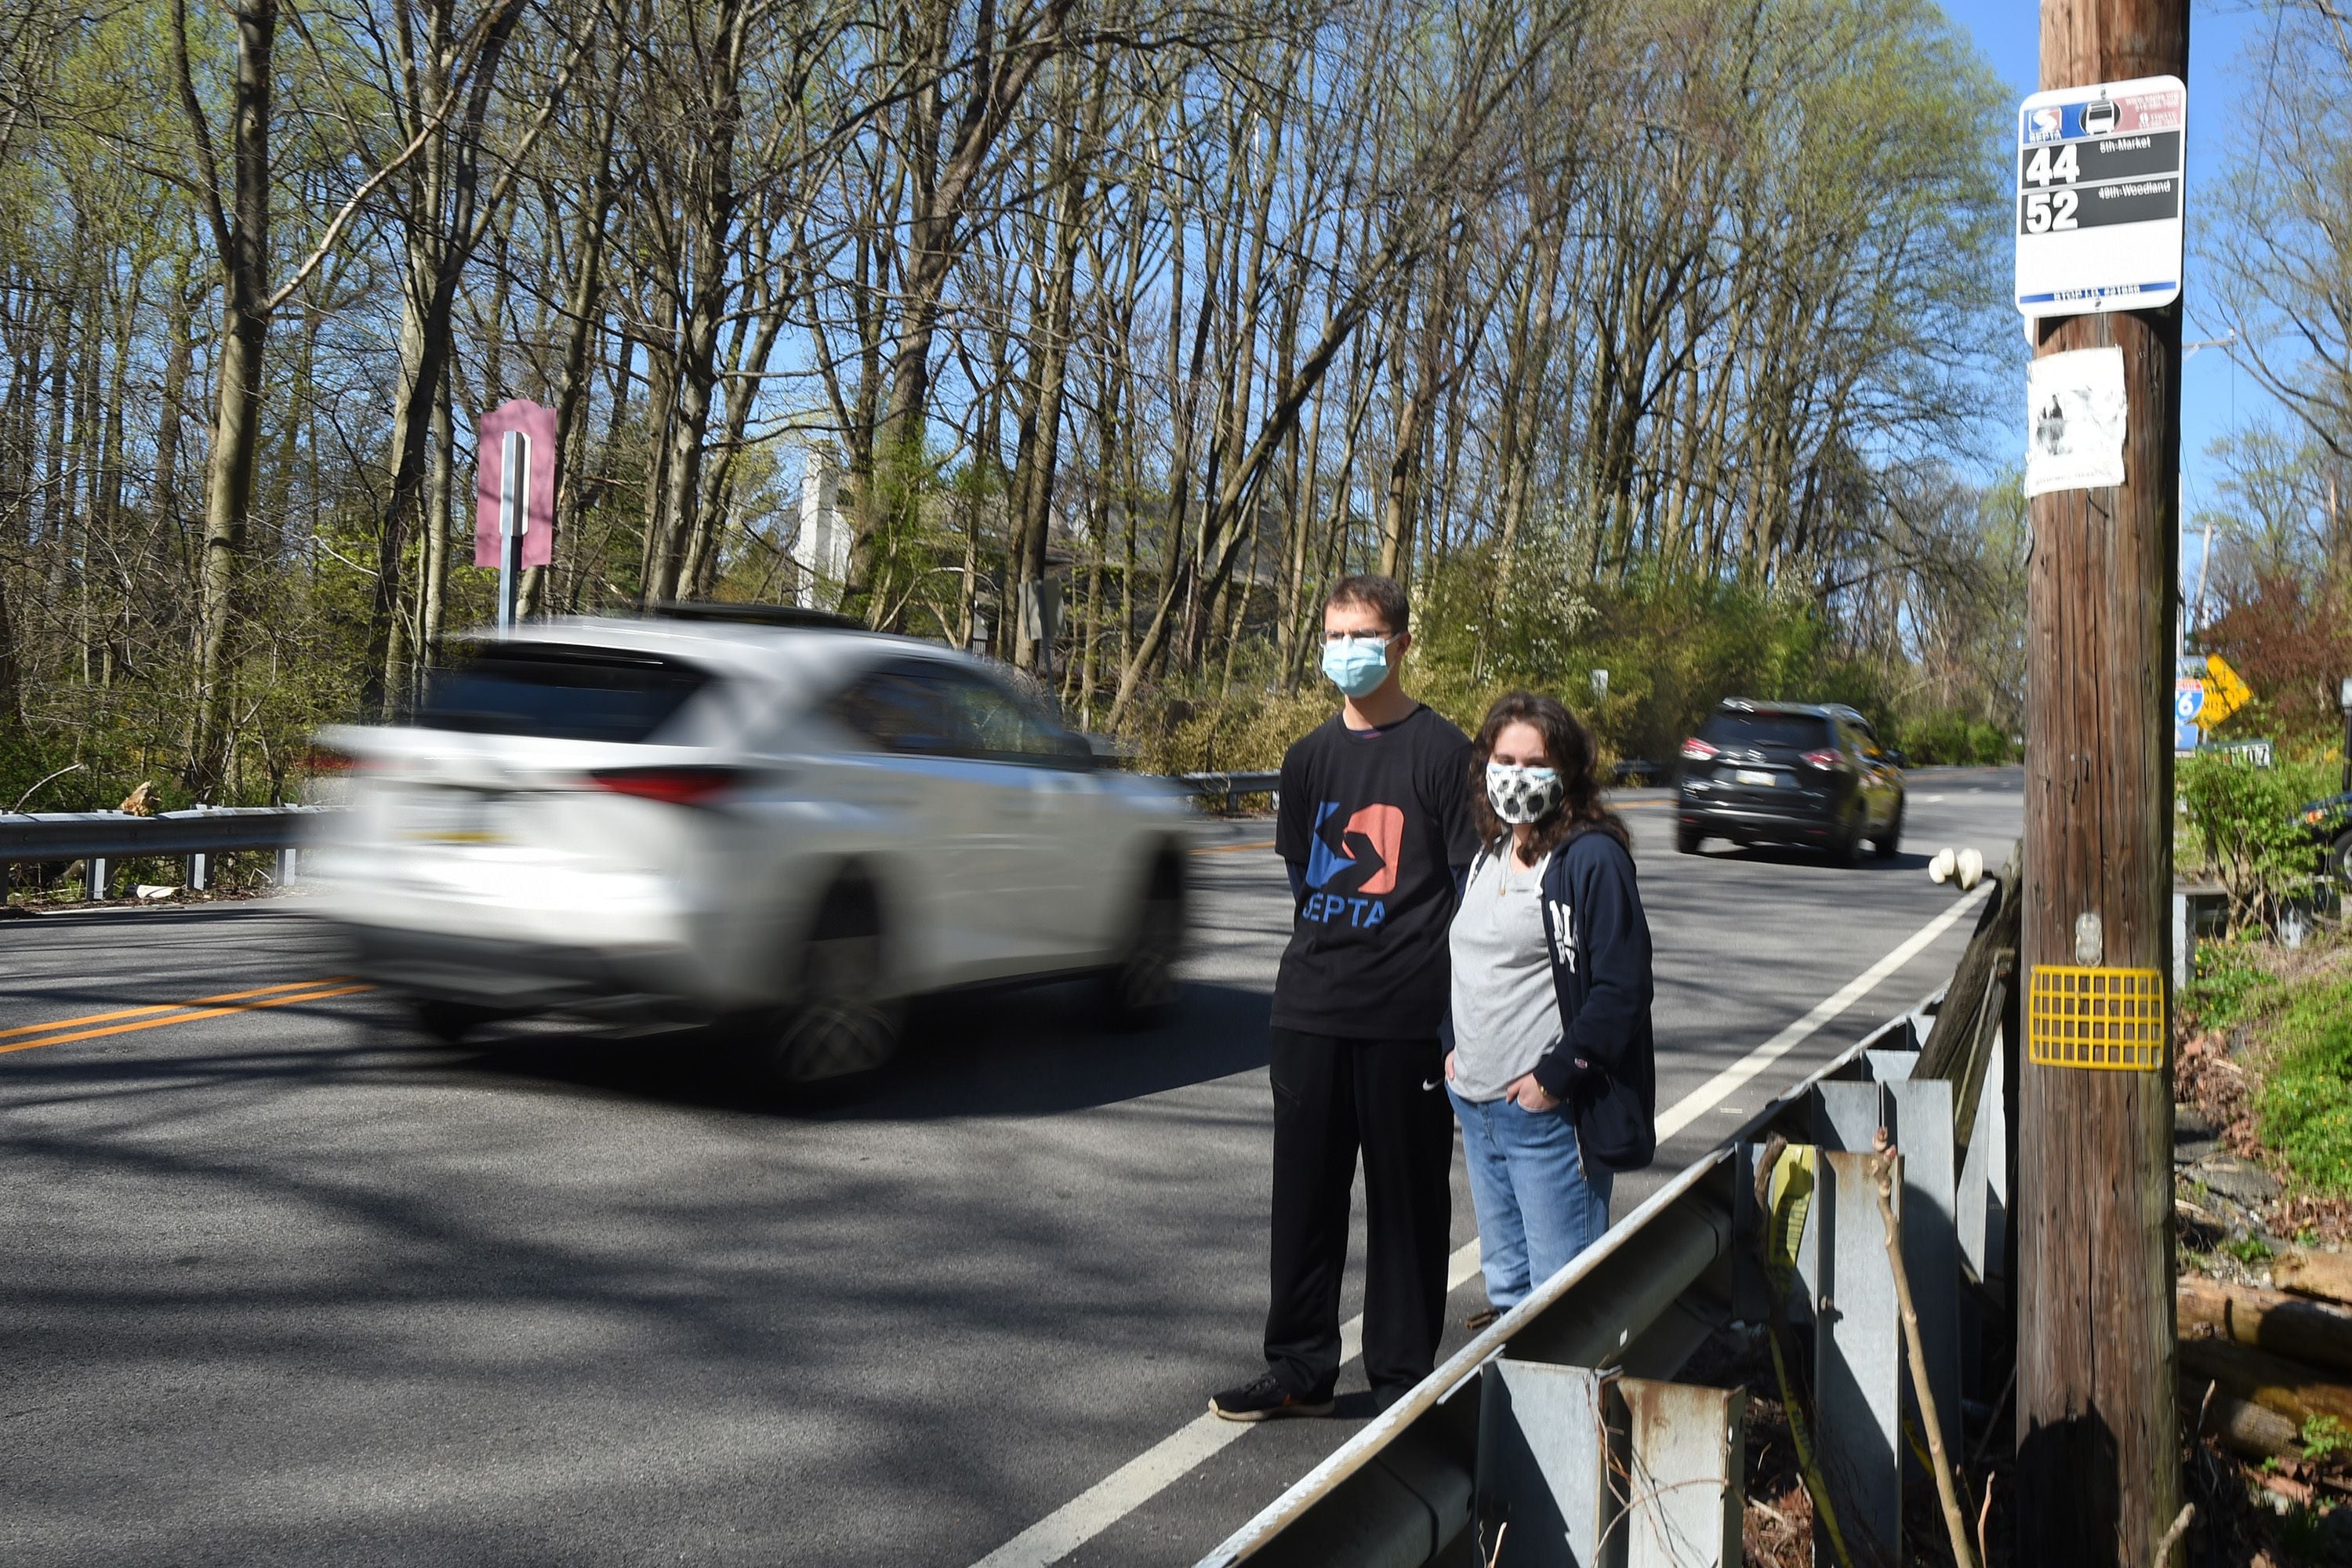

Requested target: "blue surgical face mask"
[{"left": 1321, "top": 634, "right": 1392, "bottom": 699}]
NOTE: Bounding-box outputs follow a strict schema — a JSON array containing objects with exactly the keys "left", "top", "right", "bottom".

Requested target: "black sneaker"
[{"left": 1208, "top": 1371, "right": 1334, "bottom": 1422}]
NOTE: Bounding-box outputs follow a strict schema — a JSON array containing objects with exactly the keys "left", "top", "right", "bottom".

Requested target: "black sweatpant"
[{"left": 1262, "top": 1028, "right": 1455, "bottom": 1400}]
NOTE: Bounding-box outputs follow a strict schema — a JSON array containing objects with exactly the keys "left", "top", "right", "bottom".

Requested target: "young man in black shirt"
[{"left": 1211, "top": 574, "right": 1476, "bottom": 1420}]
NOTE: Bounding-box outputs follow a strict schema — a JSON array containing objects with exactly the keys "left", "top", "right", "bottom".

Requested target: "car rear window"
[
  {"left": 1699, "top": 712, "right": 1831, "bottom": 750},
  {"left": 417, "top": 645, "right": 710, "bottom": 742}
]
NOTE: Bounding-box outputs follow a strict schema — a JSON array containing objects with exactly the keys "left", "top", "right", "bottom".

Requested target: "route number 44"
[
  {"left": 2024, "top": 143, "right": 2082, "bottom": 186},
  {"left": 2024, "top": 190, "right": 2080, "bottom": 232}
]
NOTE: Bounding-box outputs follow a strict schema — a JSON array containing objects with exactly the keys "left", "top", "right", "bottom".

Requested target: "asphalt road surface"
[{"left": 2, "top": 768, "right": 2021, "bottom": 1567}]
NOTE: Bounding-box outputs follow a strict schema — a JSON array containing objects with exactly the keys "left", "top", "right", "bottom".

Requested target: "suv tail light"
[
  {"left": 588, "top": 766, "right": 742, "bottom": 806},
  {"left": 1800, "top": 749, "right": 1839, "bottom": 769},
  {"left": 305, "top": 746, "right": 375, "bottom": 775},
  {"left": 1680, "top": 738, "right": 1718, "bottom": 762}
]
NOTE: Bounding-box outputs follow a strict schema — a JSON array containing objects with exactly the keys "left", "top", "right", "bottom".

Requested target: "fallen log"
[
  {"left": 2178, "top": 1337, "right": 2352, "bottom": 1429},
  {"left": 2182, "top": 1376, "right": 2302, "bottom": 1465},
  {"left": 2180, "top": 1276, "right": 2352, "bottom": 1378},
  {"left": 2276, "top": 1249, "right": 2352, "bottom": 1308}
]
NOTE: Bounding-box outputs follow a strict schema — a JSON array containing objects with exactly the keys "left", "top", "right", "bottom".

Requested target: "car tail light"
[
  {"left": 1681, "top": 738, "right": 1718, "bottom": 762},
  {"left": 1801, "top": 749, "right": 1839, "bottom": 769},
  {"left": 305, "top": 746, "right": 375, "bottom": 775},
  {"left": 588, "top": 767, "right": 742, "bottom": 806}
]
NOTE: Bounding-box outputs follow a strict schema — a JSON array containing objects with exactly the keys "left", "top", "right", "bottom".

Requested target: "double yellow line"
[{"left": 1, "top": 977, "right": 375, "bottom": 1057}]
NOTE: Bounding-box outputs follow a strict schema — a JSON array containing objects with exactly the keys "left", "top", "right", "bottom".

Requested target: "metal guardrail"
[
  {"left": 1200, "top": 991, "right": 1965, "bottom": 1567},
  {"left": 1175, "top": 770, "right": 1280, "bottom": 813},
  {"left": 0, "top": 805, "right": 330, "bottom": 898},
  {"left": 0, "top": 805, "right": 330, "bottom": 862}
]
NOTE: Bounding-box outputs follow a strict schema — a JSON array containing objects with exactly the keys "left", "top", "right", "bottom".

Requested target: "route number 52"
[{"left": 2024, "top": 190, "right": 2079, "bottom": 232}]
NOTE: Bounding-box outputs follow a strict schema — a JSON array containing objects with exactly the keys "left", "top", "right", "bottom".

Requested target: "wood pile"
[{"left": 2180, "top": 1258, "right": 2352, "bottom": 1468}]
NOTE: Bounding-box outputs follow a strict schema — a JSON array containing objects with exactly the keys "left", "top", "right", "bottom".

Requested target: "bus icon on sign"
[
  {"left": 2029, "top": 107, "right": 2063, "bottom": 141},
  {"left": 2082, "top": 99, "right": 2118, "bottom": 135}
]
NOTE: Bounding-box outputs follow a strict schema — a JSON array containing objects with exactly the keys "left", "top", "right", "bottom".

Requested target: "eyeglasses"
[{"left": 1323, "top": 630, "right": 1396, "bottom": 645}]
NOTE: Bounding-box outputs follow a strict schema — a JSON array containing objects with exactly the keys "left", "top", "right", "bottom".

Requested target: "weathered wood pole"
[{"left": 2016, "top": 2, "right": 2187, "bottom": 1561}]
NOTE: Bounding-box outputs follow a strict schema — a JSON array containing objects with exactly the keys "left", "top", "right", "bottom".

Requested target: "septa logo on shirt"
[{"left": 1302, "top": 800, "right": 1403, "bottom": 927}]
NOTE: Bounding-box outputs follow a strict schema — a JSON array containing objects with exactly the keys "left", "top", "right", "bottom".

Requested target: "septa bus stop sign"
[{"left": 2015, "top": 75, "right": 2186, "bottom": 317}]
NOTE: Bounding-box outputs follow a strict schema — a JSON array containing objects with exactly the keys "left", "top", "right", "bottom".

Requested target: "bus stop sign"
[{"left": 2015, "top": 75, "right": 2186, "bottom": 318}]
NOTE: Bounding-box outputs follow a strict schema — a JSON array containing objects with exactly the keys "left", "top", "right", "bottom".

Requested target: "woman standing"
[{"left": 1446, "top": 691, "right": 1657, "bottom": 1319}]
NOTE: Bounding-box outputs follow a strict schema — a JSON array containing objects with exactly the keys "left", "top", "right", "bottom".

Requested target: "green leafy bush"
[
  {"left": 1889, "top": 709, "right": 2014, "bottom": 765},
  {"left": 2184, "top": 938, "right": 2277, "bottom": 1030},
  {"left": 2178, "top": 753, "right": 2335, "bottom": 928},
  {"left": 2255, "top": 966, "right": 2352, "bottom": 1198}
]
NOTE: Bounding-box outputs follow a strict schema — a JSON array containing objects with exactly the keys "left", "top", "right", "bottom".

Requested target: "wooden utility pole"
[{"left": 2016, "top": 3, "right": 2187, "bottom": 1563}]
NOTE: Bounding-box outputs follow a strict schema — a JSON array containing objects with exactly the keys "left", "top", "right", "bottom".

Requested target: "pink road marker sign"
[{"left": 474, "top": 399, "right": 558, "bottom": 568}]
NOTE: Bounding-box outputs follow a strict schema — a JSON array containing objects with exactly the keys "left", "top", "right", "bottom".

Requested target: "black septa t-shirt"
[{"left": 1271, "top": 705, "right": 1478, "bottom": 1039}]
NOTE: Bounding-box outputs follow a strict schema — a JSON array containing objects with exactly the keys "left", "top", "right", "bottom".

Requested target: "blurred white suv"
[{"left": 305, "top": 607, "right": 1194, "bottom": 1083}]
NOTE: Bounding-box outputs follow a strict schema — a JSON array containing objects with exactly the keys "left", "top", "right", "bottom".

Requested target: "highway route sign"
[
  {"left": 2175, "top": 677, "right": 2205, "bottom": 754},
  {"left": 2016, "top": 75, "right": 2186, "bottom": 317}
]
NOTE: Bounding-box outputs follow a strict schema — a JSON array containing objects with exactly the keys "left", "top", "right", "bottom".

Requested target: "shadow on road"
[
  {"left": 410, "top": 978, "right": 1275, "bottom": 1121},
  {"left": 1682, "top": 843, "right": 1936, "bottom": 875}
]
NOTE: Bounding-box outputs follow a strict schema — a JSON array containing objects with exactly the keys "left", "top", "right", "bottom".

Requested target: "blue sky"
[{"left": 1945, "top": 1, "right": 2275, "bottom": 580}]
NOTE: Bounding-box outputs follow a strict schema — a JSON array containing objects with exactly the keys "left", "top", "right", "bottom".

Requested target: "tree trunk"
[{"left": 188, "top": 0, "right": 278, "bottom": 793}]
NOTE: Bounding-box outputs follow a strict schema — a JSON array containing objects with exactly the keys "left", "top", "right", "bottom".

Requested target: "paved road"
[{"left": 1, "top": 768, "right": 2021, "bottom": 1567}]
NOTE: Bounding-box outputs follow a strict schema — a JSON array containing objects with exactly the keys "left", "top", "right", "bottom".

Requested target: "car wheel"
[
  {"left": 1874, "top": 799, "right": 1903, "bottom": 860},
  {"left": 2334, "top": 831, "right": 2352, "bottom": 893},
  {"left": 1675, "top": 826, "right": 1703, "bottom": 855},
  {"left": 411, "top": 998, "right": 494, "bottom": 1045},
  {"left": 766, "top": 884, "right": 902, "bottom": 1086},
  {"left": 1101, "top": 863, "right": 1185, "bottom": 1030},
  {"left": 1831, "top": 807, "right": 1863, "bottom": 867}
]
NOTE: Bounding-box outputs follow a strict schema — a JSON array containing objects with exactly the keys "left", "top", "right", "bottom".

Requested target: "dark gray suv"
[{"left": 1674, "top": 699, "right": 1904, "bottom": 863}]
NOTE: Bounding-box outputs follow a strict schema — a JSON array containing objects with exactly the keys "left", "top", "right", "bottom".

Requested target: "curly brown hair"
[{"left": 1469, "top": 690, "right": 1627, "bottom": 864}]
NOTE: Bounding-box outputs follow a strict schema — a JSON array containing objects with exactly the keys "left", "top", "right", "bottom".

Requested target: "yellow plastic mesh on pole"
[{"left": 2027, "top": 965, "right": 2166, "bottom": 1071}]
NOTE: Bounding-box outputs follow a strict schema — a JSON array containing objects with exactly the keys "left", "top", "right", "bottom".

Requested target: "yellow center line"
[
  {"left": 1, "top": 980, "right": 375, "bottom": 1056},
  {"left": 0, "top": 977, "right": 363, "bottom": 1040},
  {"left": 1192, "top": 840, "right": 1276, "bottom": 855}
]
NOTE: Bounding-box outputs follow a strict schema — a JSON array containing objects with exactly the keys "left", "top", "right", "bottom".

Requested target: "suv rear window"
[
  {"left": 1698, "top": 712, "right": 1831, "bottom": 750},
  {"left": 417, "top": 645, "right": 709, "bottom": 742}
]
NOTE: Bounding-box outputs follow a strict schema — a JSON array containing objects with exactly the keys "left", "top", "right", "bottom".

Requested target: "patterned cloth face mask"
[{"left": 1486, "top": 762, "right": 1563, "bottom": 825}]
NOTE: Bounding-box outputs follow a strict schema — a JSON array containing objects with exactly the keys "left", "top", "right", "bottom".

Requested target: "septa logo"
[
  {"left": 1305, "top": 801, "right": 1403, "bottom": 895},
  {"left": 2027, "top": 107, "right": 2062, "bottom": 143}
]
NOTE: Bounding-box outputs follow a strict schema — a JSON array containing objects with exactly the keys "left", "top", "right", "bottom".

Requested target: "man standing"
[{"left": 1211, "top": 574, "right": 1475, "bottom": 1419}]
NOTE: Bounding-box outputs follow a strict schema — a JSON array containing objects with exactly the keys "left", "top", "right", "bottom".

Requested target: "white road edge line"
[
  {"left": 969, "top": 1244, "right": 1483, "bottom": 1568},
  {"left": 967, "top": 883, "right": 1989, "bottom": 1568},
  {"left": 1653, "top": 880, "right": 1990, "bottom": 1142}
]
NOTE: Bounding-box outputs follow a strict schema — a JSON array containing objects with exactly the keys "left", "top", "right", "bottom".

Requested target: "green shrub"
[
  {"left": 2255, "top": 967, "right": 2352, "bottom": 1198},
  {"left": 1889, "top": 709, "right": 2014, "bottom": 765},
  {"left": 2184, "top": 938, "right": 2276, "bottom": 1030},
  {"left": 2178, "top": 753, "right": 2336, "bottom": 929}
]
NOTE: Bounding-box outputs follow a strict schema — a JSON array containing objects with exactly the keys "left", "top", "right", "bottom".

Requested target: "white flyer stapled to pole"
[{"left": 2024, "top": 347, "right": 2128, "bottom": 497}]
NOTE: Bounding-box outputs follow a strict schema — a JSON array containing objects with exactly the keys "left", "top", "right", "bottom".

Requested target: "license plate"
[
  {"left": 401, "top": 789, "right": 504, "bottom": 845},
  {"left": 1734, "top": 769, "right": 1777, "bottom": 787}
]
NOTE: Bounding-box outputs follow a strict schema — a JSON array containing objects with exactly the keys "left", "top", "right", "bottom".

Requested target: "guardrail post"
[
  {"left": 1887, "top": 1079, "right": 1960, "bottom": 1459},
  {"left": 276, "top": 847, "right": 299, "bottom": 887},
  {"left": 1617, "top": 1378, "right": 1744, "bottom": 1568},
  {"left": 1474, "top": 1359, "right": 1620, "bottom": 1566},
  {"left": 1813, "top": 1149, "right": 1903, "bottom": 1566},
  {"left": 1955, "top": 1045, "right": 2008, "bottom": 1404},
  {"left": 88, "top": 856, "right": 110, "bottom": 902},
  {"left": 190, "top": 852, "right": 209, "bottom": 892}
]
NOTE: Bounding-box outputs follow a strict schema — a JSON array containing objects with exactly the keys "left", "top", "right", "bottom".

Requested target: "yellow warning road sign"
[{"left": 2201, "top": 654, "right": 2252, "bottom": 728}]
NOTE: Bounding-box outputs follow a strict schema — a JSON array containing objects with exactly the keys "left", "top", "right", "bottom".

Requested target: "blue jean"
[{"left": 1448, "top": 1086, "right": 1613, "bottom": 1311}]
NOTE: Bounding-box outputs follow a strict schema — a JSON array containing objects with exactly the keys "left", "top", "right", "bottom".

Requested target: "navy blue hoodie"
[{"left": 1526, "top": 828, "right": 1657, "bottom": 1173}]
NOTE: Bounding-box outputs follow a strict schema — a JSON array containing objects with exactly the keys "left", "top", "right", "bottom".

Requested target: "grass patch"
[
  {"left": 2255, "top": 962, "right": 2352, "bottom": 1199},
  {"left": 2183, "top": 937, "right": 2279, "bottom": 1031}
]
